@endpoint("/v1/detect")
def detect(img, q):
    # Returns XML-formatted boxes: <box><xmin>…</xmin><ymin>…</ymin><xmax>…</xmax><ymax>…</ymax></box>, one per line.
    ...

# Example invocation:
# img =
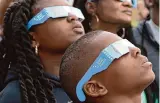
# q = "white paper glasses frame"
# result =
<box><xmin>27</xmin><ymin>6</ymin><xmax>85</xmax><ymax>30</ymax></box>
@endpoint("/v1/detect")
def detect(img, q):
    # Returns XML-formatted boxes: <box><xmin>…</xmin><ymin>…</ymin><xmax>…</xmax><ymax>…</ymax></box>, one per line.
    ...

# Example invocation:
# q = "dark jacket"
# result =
<box><xmin>0</xmin><ymin>70</ymin><xmax>71</xmax><ymax>103</ymax></box>
<box><xmin>131</xmin><ymin>20</ymin><xmax>159</xmax><ymax>103</ymax></box>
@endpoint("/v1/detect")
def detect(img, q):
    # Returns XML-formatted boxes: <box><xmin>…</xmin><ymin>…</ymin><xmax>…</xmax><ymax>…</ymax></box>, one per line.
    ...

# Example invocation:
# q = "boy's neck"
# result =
<box><xmin>95</xmin><ymin>94</ymin><xmax>141</xmax><ymax>103</ymax></box>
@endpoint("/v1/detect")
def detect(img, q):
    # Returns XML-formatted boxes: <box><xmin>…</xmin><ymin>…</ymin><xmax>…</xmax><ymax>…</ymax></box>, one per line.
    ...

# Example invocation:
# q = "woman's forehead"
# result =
<box><xmin>33</xmin><ymin>0</ymin><xmax>70</xmax><ymax>9</ymax></box>
<box><xmin>32</xmin><ymin>0</ymin><xmax>70</xmax><ymax>15</ymax></box>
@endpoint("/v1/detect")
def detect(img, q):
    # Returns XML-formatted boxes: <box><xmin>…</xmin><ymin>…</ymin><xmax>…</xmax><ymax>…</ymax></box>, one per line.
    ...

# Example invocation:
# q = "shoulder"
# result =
<box><xmin>53</xmin><ymin>87</ymin><xmax>72</xmax><ymax>103</ymax></box>
<box><xmin>131</xmin><ymin>21</ymin><xmax>147</xmax><ymax>46</ymax></box>
<box><xmin>45</xmin><ymin>72</ymin><xmax>72</xmax><ymax>103</ymax></box>
<box><xmin>0</xmin><ymin>80</ymin><xmax>21</xmax><ymax>103</ymax></box>
<box><xmin>132</xmin><ymin>21</ymin><xmax>145</xmax><ymax>38</ymax></box>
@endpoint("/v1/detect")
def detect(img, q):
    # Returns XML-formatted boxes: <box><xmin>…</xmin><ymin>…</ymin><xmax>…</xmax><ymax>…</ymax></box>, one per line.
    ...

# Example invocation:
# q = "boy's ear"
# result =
<box><xmin>83</xmin><ymin>80</ymin><xmax>108</xmax><ymax>98</ymax></box>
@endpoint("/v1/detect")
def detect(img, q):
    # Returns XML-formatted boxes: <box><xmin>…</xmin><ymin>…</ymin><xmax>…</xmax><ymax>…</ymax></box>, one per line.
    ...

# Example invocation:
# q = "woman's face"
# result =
<box><xmin>96</xmin><ymin>0</ymin><xmax>133</xmax><ymax>26</ymax></box>
<box><xmin>30</xmin><ymin>0</ymin><xmax>85</xmax><ymax>53</ymax></box>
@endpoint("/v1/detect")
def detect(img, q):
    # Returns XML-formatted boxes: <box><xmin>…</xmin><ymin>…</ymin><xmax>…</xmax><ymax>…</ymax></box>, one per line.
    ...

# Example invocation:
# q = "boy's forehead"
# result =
<box><xmin>92</xmin><ymin>32</ymin><xmax>122</xmax><ymax>48</ymax></box>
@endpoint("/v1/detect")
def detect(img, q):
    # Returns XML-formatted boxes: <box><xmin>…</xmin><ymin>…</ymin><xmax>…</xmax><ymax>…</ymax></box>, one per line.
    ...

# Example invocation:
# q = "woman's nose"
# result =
<box><xmin>122</xmin><ymin>0</ymin><xmax>133</xmax><ymax>7</ymax></box>
<box><xmin>67</xmin><ymin>13</ymin><xmax>79</xmax><ymax>22</ymax></box>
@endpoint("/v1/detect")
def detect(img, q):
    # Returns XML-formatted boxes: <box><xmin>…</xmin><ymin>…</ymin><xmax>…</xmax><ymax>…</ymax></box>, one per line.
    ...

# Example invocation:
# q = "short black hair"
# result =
<box><xmin>60</xmin><ymin>30</ymin><xmax>104</xmax><ymax>102</ymax></box>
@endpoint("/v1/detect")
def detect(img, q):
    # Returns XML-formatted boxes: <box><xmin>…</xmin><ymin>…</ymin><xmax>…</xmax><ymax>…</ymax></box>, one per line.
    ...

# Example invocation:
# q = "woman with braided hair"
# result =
<box><xmin>0</xmin><ymin>0</ymin><xmax>85</xmax><ymax>102</ymax></box>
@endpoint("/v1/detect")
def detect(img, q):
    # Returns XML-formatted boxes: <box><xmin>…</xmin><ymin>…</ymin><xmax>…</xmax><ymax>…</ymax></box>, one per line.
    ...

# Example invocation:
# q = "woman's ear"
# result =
<box><xmin>83</xmin><ymin>80</ymin><xmax>108</xmax><ymax>98</ymax></box>
<box><xmin>144</xmin><ymin>0</ymin><xmax>154</xmax><ymax>8</ymax></box>
<box><xmin>85</xmin><ymin>2</ymin><xmax>97</xmax><ymax>15</ymax></box>
<box><xmin>29</xmin><ymin>32</ymin><xmax>39</xmax><ymax>48</ymax></box>
<box><xmin>29</xmin><ymin>32</ymin><xmax>36</xmax><ymax>40</ymax></box>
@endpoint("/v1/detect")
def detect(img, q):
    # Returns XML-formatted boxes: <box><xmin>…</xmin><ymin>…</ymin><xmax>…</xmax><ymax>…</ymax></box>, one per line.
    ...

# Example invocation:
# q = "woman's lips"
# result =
<box><xmin>123</xmin><ymin>10</ymin><xmax>132</xmax><ymax>16</ymax></box>
<box><xmin>73</xmin><ymin>27</ymin><xmax>84</xmax><ymax>34</ymax></box>
<box><xmin>73</xmin><ymin>24</ymin><xmax>84</xmax><ymax>34</ymax></box>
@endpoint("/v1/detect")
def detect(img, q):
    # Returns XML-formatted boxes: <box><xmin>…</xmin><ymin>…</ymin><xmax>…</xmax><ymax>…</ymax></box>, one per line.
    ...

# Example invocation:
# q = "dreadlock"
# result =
<box><xmin>0</xmin><ymin>0</ymin><xmax>60</xmax><ymax>102</ymax></box>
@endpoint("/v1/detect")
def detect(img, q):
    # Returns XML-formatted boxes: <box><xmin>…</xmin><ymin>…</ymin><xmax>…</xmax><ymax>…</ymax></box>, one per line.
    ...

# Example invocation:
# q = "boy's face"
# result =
<box><xmin>98</xmin><ymin>46</ymin><xmax>154</xmax><ymax>93</ymax></box>
<box><xmin>83</xmin><ymin>32</ymin><xmax>155</xmax><ymax>101</ymax></box>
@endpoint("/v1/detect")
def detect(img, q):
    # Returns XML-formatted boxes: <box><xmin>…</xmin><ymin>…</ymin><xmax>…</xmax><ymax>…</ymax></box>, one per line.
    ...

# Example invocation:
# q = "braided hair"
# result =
<box><xmin>0</xmin><ymin>0</ymin><xmax>60</xmax><ymax>102</ymax></box>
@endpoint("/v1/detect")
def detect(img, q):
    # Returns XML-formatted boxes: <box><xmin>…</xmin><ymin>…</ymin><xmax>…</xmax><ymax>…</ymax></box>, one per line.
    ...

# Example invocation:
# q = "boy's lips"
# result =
<box><xmin>142</xmin><ymin>57</ymin><xmax>152</xmax><ymax>68</ymax></box>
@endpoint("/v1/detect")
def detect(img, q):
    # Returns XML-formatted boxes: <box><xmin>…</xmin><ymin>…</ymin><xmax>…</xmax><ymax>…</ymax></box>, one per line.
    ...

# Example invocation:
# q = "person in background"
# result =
<box><xmin>131</xmin><ymin>0</ymin><xmax>159</xmax><ymax>102</ymax></box>
<box><xmin>137</xmin><ymin>0</ymin><xmax>149</xmax><ymax>21</ymax></box>
<box><xmin>131</xmin><ymin>0</ymin><xmax>149</xmax><ymax>27</ymax></box>
<box><xmin>73</xmin><ymin>0</ymin><xmax>136</xmax><ymax>39</ymax></box>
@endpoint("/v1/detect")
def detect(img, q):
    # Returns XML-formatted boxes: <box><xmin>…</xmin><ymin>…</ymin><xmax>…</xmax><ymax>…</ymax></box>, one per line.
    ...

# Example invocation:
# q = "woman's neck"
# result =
<box><xmin>151</xmin><ymin>7</ymin><xmax>159</xmax><ymax>26</ymax></box>
<box><xmin>91</xmin><ymin>18</ymin><xmax>120</xmax><ymax>34</ymax></box>
<box><xmin>39</xmin><ymin>50</ymin><xmax>64</xmax><ymax>77</ymax></box>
